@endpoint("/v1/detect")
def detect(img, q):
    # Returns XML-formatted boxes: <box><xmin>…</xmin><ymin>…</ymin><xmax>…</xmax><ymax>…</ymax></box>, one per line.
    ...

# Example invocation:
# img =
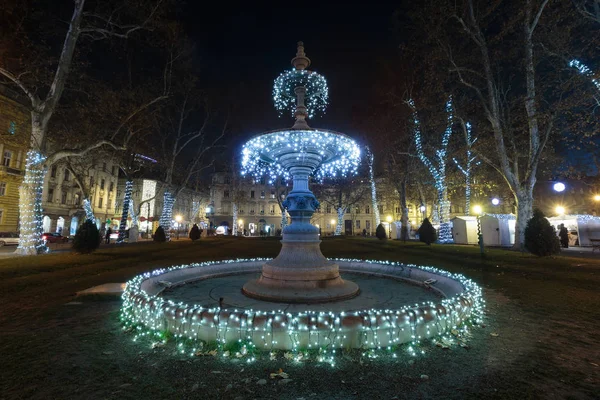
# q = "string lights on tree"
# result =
<box><xmin>366</xmin><ymin>146</ymin><xmax>381</xmax><ymax>227</ymax></box>
<box><xmin>159</xmin><ymin>191</ymin><xmax>175</xmax><ymax>240</ymax></box>
<box><xmin>408</xmin><ymin>97</ymin><xmax>454</xmax><ymax>243</ymax></box>
<box><xmin>16</xmin><ymin>151</ymin><xmax>48</xmax><ymax>254</ymax></box>
<box><xmin>569</xmin><ymin>59</ymin><xmax>600</xmax><ymax>95</ymax></box>
<box><xmin>117</xmin><ymin>180</ymin><xmax>134</xmax><ymax>243</ymax></box>
<box><xmin>82</xmin><ymin>199</ymin><xmax>95</xmax><ymax>223</ymax></box>
<box><xmin>453</xmin><ymin>122</ymin><xmax>478</xmax><ymax>216</ymax></box>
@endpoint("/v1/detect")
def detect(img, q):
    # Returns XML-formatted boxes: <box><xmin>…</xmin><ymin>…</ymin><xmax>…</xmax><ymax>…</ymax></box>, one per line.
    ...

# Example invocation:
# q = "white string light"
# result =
<box><xmin>273</xmin><ymin>69</ymin><xmax>329</xmax><ymax>118</ymax></box>
<box><xmin>16</xmin><ymin>151</ymin><xmax>48</xmax><ymax>254</ymax></box>
<box><xmin>159</xmin><ymin>191</ymin><xmax>175</xmax><ymax>240</ymax></box>
<box><xmin>453</xmin><ymin>122</ymin><xmax>478</xmax><ymax>216</ymax></box>
<box><xmin>117</xmin><ymin>180</ymin><xmax>133</xmax><ymax>243</ymax></box>
<box><xmin>409</xmin><ymin>97</ymin><xmax>454</xmax><ymax>243</ymax></box>
<box><xmin>120</xmin><ymin>258</ymin><xmax>485</xmax><ymax>362</ymax></box>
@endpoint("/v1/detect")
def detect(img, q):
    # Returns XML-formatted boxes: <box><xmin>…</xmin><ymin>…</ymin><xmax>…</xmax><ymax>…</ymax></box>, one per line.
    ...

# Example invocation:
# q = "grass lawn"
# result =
<box><xmin>0</xmin><ymin>237</ymin><xmax>598</xmax><ymax>399</ymax></box>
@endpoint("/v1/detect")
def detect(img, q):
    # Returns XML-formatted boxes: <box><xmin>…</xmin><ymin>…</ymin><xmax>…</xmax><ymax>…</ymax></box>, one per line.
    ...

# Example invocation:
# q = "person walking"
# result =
<box><xmin>559</xmin><ymin>224</ymin><xmax>569</xmax><ymax>248</ymax></box>
<box><xmin>106</xmin><ymin>227</ymin><xmax>112</xmax><ymax>244</ymax></box>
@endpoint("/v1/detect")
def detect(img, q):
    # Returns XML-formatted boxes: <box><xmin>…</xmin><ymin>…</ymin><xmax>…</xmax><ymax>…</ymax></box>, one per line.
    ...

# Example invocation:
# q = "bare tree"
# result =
<box><xmin>0</xmin><ymin>0</ymin><xmax>166</xmax><ymax>254</ymax></box>
<box><xmin>448</xmin><ymin>0</ymin><xmax>553</xmax><ymax>247</ymax></box>
<box><xmin>314</xmin><ymin>177</ymin><xmax>369</xmax><ymax>236</ymax></box>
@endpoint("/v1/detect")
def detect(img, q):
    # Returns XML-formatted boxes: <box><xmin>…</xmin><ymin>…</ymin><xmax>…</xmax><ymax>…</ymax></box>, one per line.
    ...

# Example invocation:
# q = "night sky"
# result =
<box><xmin>181</xmin><ymin>2</ymin><xmax>398</xmax><ymax>149</ymax></box>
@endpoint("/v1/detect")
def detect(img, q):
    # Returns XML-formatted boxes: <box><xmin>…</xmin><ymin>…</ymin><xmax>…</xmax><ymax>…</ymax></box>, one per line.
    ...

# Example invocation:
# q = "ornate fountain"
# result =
<box><xmin>241</xmin><ymin>42</ymin><xmax>360</xmax><ymax>303</ymax></box>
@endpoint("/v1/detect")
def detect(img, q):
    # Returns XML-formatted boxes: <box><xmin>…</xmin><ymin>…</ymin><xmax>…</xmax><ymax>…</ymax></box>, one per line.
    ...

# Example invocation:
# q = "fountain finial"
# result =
<box><xmin>291</xmin><ymin>41</ymin><xmax>311</xmax><ymax>70</ymax></box>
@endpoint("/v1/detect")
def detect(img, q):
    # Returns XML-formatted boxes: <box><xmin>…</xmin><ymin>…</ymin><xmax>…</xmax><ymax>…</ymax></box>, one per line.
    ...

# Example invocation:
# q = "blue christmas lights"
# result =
<box><xmin>16</xmin><ymin>151</ymin><xmax>48</xmax><ymax>254</ymax></box>
<box><xmin>117</xmin><ymin>180</ymin><xmax>133</xmax><ymax>243</ymax></box>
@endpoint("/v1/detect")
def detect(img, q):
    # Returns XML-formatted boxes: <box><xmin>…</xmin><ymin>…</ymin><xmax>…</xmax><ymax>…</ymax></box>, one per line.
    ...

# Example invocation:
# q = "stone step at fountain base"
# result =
<box><xmin>242</xmin><ymin>275</ymin><xmax>359</xmax><ymax>303</ymax></box>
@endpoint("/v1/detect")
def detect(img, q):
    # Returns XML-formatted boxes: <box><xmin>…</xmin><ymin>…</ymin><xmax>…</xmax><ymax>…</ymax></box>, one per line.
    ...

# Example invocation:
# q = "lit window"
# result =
<box><xmin>2</xmin><ymin>151</ymin><xmax>12</xmax><ymax>167</ymax></box>
<box><xmin>98</xmin><ymin>197</ymin><xmax>103</xmax><ymax>208</ymax></box>
<box><xmin>0</xmin><ymin>182</ymin><xmax>6</xmax><ymax>196</ymax></box>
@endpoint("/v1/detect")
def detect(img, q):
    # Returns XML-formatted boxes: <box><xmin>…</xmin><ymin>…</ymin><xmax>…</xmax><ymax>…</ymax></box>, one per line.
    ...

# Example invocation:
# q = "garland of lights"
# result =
<box><xmin>569</xmin><ymin>59</ymin><xmax>600</xmax><ymax>94</ymax></box>
<box><xmin>232</xmin><ymin>203</ymin><xmax>238</xmax><ymax>236</ymax></box>
<box><xmin>241</xmin><ymin>130</ymin><xmax>360</xmax><ymax>184</ymax></box>
<box><xmin>453</xmin><ymin>122</ymin><xmax>478</xmax><ymax>216</ymax></box>
<box><xmin>82</xmin><ymin>199</ymin><xmax>95</xmax><ymax>223</ymax></box>
<box><xmin>159</xmin><ymin>190</ymin><xmax>175</xmax><ymax>240</ymax></box>
<box><xmin>335</xmin><ymin>207</ymin><xmax>344</xmax><ymax>236</ymax></box>
<box><xmin>16</xmin><ymin>151</ymin><xmax>48</xmax><ymax>255</ymax></box>
<box><xmin>117</xmin><ymin>180</ymin><xmax>134</xmax><ymax>243</ymax></box>
<box><xmin>366</xmin><ymin>147</ymin><xmax>381</xmax><ymax>226</ymax></box>
<box><xmin>273</xmin><ymin>69</ymin><xmax>329</xmax><ymax>118</ymax></box>
<box><xmin>409</xmin><ymin>97</ymin><xmax>454</xmax><ymax>243</ymax></box>
<box><xmin>120</xmin><ymin>258</ymin><xmax>484</xmax><ymax>364</ymax></box>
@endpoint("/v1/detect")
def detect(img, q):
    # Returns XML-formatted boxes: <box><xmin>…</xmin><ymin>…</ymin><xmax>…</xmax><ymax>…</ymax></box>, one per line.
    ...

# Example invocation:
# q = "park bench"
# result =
<box><xmin>590</xmin><ymin>238</ymin><xmax>600</xmax><ymax>252</ymax></box>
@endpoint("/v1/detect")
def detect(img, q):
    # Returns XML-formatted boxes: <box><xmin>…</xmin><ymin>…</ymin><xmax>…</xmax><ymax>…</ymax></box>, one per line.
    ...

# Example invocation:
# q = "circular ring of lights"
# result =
<box><xmin>121</xmin><ymin>259</ymin><xmax>484</xmax><ymax>357</ymax></box>
<box><xmin>273</xmin><ymin>69</ymin><xmax>329</xmax><ymax>118</ymax></box>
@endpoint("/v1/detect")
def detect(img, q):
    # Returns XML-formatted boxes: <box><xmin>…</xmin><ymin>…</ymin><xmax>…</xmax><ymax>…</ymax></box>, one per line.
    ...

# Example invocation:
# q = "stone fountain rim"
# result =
<box><xmin>243</xmin><ymin>128</ymin><xmax>357</xmax><ymax>144</ymax></box>
<box><xmin>121</xmin><ymin>258</ymin><xmax>482</xmax><ymax>333</ymax></box>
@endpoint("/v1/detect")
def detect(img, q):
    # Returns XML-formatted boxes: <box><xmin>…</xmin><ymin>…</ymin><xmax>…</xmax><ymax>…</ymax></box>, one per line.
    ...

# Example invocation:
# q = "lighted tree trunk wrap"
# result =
<box><xmin>336</xmin><ymin>207</ymin><xmax>344</xmax><ymax>236</ymax></box>
<box><xmin>367</xmin><ymin>149</ymin><xmax>381</xmax><ymax>226</ymax></box>
<box><xmin>82</xmin><ymin>199</ymin><xmax>95</xmax><ymax>222</ymax></box>
<box><xmin>232</xmin><ymin>203</ymin><xmax>238</xmax><ymax>236</ymax></box>
<box><xmin>16</xmin><ymin>151</ymin><xmax>47</xmax><ymax>255</ymax></box>
<box><xmin>117</xmin><ymin>180</ymin><xmax>133</xmax><ymax>243</ymax></box>
<box><xmin>280</xmin><ymin>207</ymin><xmax>288</xmax><ymax>230</ymax></box>
<box><xmin>159</xmin><ymin>190</ymin><xmax>175</xmax><ymax>240</ymax></box>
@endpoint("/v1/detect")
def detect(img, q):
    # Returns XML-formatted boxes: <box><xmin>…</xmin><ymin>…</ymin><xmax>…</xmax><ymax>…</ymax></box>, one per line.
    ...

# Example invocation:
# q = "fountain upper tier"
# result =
<box><xmin>241</xmin><ymin>129</ymin><xmax>361</xmax><ymax>182</ymax></box>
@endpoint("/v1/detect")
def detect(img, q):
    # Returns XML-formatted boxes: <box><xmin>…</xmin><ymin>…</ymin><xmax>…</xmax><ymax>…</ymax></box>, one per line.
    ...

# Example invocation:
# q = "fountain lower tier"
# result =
<box><xmin>242</xmin><ymin>240</ymin><xmax>359</xmax><ymax>303</ymax></box>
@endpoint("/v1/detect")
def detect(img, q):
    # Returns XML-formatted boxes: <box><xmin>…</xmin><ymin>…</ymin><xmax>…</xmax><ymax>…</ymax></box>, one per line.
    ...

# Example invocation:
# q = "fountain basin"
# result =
<box><xmin>121</xmin><ymin>259</ymin><xmax>483</xmax><ymax>350</ymax></box>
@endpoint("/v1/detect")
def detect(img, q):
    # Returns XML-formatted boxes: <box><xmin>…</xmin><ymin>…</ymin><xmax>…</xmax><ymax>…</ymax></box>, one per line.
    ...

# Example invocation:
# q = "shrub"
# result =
<box><xmin>525</xmin><ymin>209</ymin><xmax>561</xmax><ymax>257</ymax></box>
<box><xmin>154</xmin><ymin>226</ymin><xmax>167</xmax><ymax>242</ymax></box>
<box><xmin>418</xmin><ymin>218</ymin><xmax>437</xmax><ymax>245</ymax></box>
<box><xmin>375</xmin><ymin>223</ymin><xmax>387</xmax><ymax>240</ymax></box>
<box><xmin>72</xmin><ymin>220</ymin><xmax>101</xmax><ymax>254</ymax></box>
<box><xmin>189</xmin><ymin>224</ymin><xmax>201</xmax><ymax>241</ymax></box>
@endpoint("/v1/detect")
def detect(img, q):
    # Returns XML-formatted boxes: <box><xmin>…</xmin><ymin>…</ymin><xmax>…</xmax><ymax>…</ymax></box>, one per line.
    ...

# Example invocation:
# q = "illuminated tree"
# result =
<box><xmin>407</xmin><ymin>97</ymin><xmax>454</xmax><ymax>243</ymax></box>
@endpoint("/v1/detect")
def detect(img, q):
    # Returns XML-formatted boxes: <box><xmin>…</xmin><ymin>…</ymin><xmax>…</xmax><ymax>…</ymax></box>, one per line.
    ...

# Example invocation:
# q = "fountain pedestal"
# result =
<box><xmin>242</xmin><ymin>165</ymin><xmax>359</xmax><ymax>303</ymax></box>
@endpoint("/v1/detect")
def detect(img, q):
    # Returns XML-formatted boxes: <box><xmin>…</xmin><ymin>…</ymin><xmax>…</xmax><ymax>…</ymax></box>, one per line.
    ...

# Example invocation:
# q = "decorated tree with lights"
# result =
<box><xmin>313</xmin><ymin>177</ymin><xmax>369</xmax><ymax>235</ymax></box>
<box><xmin>407</xmin><ymin>96</ymin><xmax>454</xmax><ymax>243</ymax></box>
<box><xmin>453</xmin><ymin>120</ymin><xmax>478</xmax><ymax>216</ymax></box>
<box><xmin>0</xmin><ymin>0</ymin><xmax>168</xmax><ymax>254</ymax></box>
<box><xmin>274</xmin><ymin>178</ymin><xmax>291</xmax><ymax>230</ymax></box>
<box><xmin>365</xmin><ymin>146</ymin><xmax>381</xmax><ymax>227</ymax></box>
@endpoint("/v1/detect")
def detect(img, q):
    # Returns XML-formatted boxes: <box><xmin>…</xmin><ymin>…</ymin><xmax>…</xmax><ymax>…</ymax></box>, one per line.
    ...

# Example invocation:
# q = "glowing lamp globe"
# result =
<box><xmin>555</xmin><ymin>206</ymin><xmax>566</xmax><ymax>215</ymax></box>
<box><xmin>491</xmin><ymin>198</ymin><xmax>500</xmax><ymax>206</ymax></box>
<box><xmin>473</xmin><ymin>205</ymin><xmax>483</xmax><ymax>215</ymax></box>
<box><xmin>553</xmin><ymin>182</ymin><xmax>565</xmax><ymax>192</ymax></box>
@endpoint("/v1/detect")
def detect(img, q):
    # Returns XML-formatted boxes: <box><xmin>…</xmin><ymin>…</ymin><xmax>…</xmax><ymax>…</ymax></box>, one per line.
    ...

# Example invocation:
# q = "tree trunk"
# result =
<box><xmin>367</xmin><ymin>150</ymin><xmax>381</xmax><ymax>226</ymax></box>
<box><xmin>159</xmin><ymin>190</ymin><xmax>175</xmax><ymax>240</ymax></box>
<box><xmin>280</xmin><ymin>207</ymin><xmax>288</xmax><ymax>230</ymax></box>
<box><xmin>82</xmin><ymin>198</ymin><xmax>95</xmax><ymax>222</ymax></box>
<box><xmin>400</xmin><ymin>179</ymin><xmax>409</xmax><ymax>241</ymax></box>
<box><xmin>232</xmin><ymin>203</ymin><xmax>238</xmax><ymax>236</ymax></box>
<box><xmin>514</xmin><ymin>188</ymin><xmax>534</xmax><ymax>250</ymax></box>
<box><xmin>15</xmin><ymin>151</ymin><xmax>48</xmax><ymax>255</ymax></box>
<box><xmin>335</xmin><ymin>207</ymin><xmax>344</xmax><ymax>236</ymax></box>
<box><xmin>117</xmin><ymin>180</ymin><xmax>133</xmax><ymax>243</ymax></box>
<box><xmin>438</xmin><ymin>187</ymin><xmax>453</xmax><ymax>243</ymax></box>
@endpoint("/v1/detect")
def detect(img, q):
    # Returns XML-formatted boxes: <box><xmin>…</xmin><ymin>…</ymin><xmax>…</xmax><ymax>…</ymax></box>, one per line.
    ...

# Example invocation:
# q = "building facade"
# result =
<box><xmin>0</xmin><ymin>87</ymin><xmax>31</xmax><ymax>232</ymax></box>
<box><xmin>114</xmin><ymin>178</ymin><xmax>207</xmax><ymax>237</ymax></box>
<box><xmin>41</xmin><ymin>160</ymin><xmax>120</xmax><ymax>235</ymax></box>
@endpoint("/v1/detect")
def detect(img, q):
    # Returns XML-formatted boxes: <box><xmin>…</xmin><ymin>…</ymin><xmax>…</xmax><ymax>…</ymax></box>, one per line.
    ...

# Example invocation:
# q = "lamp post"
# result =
<box><xmin>473</xmin><ymin>205</ymin><xmax>484</xmax><ymax>256</ymax></box>
<box><xmin>175</xmin><ymin>215</ymin><xmax>182</xmax><ymax>240</ymax></box>
<box><xmin>330</xmin><ymin>218</ymin><xmax>336</xmax><ymax>235</ymax></box>
<box><xmin>419</xmin><ymin>204</ymin><xmax>426</xmax><ymax>225</ymax></box>
<box><xmin>239</xmin><ymin>219</ymin><xmax>244</xmax><ymax>236</ymax></box>
<box><xmin>386</xmin><ymin>215</ymin><xmax>392</xmax><ymax>239</ymax></box>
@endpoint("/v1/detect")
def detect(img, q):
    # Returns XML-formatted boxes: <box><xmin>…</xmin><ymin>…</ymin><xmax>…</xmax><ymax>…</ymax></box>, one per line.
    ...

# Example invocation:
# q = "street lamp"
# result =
<box><xmin>491</xmin><ymin>198</ymin><xmax>500</xmax><ymax>206</ymax></box>
<box><xmin>386</xmin><ymin>215</ymin><xmax>392</xmax><ymax>239</ymax></box>
<box><xmin>594</xmin><ymin>195</ymin><xmax>600</xmax><ymax>202</ymax></box>
<box><xmin>553</xmin><ymin>182</ymin><xmax>566</xmax><ymax>192</ymax></box>
<box><xmin>239</xmin><ymin>219</ymin><xmax>244</xmax><ymax>236</ymax></box>
<box><xmin>473</xmin><ymin>205</ymin><xmax>484</xmax><ymax>256</ymax></box>
<box><xmin>175</xmin><ymin>215</ymin><xmax>182</xmax><ymax>240</ymax></box>
<box><xmin>555</xmin><ymin>205</ymin><xmax>566</xmax><ymax>215</ymax></box>
<box><xmin>330</xmin><ymin>218</ymin><xmax>336</xmax><ymax>234</ymax></box>
<box><xmin>419</xmin><ymin>204</ymin><xmax>426</xmax><ymax>225</ymax></box>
